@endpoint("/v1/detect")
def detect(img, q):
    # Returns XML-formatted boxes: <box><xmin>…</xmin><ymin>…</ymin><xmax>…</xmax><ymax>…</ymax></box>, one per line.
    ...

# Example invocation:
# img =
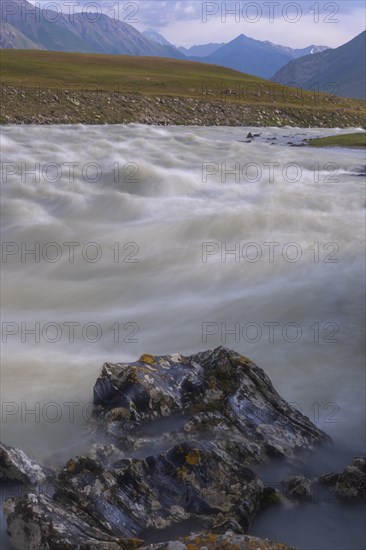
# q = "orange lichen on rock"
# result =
<box><xmin>186</xmin><ymin>450</ymin><xmax>201</xmax><ymax>465</ymax></box>
<box><xmin>139</xmin><ymin>354</ymin><xmax>155</xmax><ymax>364</ymax></box>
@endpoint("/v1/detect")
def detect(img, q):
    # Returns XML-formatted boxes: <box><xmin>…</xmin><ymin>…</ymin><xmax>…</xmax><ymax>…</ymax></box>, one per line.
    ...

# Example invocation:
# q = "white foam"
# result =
<box><xmin>1</xmin><ymin>125</ymin><xmax>365</xmax><ymax>459</ymax></box>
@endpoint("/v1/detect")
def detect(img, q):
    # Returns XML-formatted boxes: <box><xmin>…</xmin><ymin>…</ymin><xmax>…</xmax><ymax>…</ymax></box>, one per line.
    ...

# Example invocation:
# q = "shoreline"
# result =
<box><xmin>308</xmin><ymin>132</ymin><xmax>366</xmax><ymax>148</ymax></box>
<box><xmin>2</xmin><ymin>85</ymin><xmax>365</xmax><ymax>127</ymax></box>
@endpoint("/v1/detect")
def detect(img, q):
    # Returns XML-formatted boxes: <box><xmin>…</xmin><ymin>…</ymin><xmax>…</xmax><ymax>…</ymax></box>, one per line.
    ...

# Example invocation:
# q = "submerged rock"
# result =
<box><xmin>319</xmin><ymin>456</ymin><xmax>366</xmax><ymax>499</ymax></box>
<box><xmin>4</xmin><ymin>347</ymin><xmax>331</xmax><ymax>549</ymax></box>
<box><xmin>281</xmin><ymin>475</ymin><xmax>313</xmax><ymax>501</ymax></box>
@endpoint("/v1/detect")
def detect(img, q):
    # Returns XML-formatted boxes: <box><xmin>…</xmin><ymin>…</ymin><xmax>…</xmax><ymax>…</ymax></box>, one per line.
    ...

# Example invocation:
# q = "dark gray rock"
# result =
<box><xmin>88</xmin><ymin>443</ymin><xmax>125</xmax><ymax>466</ymax></box>
<box><xmin>4</xmin><ymin>492</ymin><xmax>136</xmax><ymax>549</ymax></box>
<box><xmin>281</xmin><ymin>475</ymin><xmax>313</xmax><ymax>501</ymax></box>
<box><xmin>94</xmin><ymin>347</ymin><xmax>331</xmax><ymax>462</ymax></box>
<box><xmin>319</xmin><ymin>456</ymin><xmax>366</xmax><ymax>499</ymax></box>
<box><xmin>56</xmin><ymin>443</ymin><xmax>271</xmax><ymax>533</ymax></box>
<box><xmin>4</xmin><ymin>347</ymin><xmax>331</xmax><ymax>549</ymax></box>
<box><xmin>140</xmin><ymin>531</ymin><xmax>297</xmax><ymax>549</ymax></box>
<box><xmin>0</xmin><ymin>442</ymin><xmax>47</xmax><ymax>485</ymax></box>
<box><xmin>319</xmin><ymin>472</ymin><xmax>339</xmax><ymax>485</ymax></box>
<box><xmin>5</xmin><ymin>443</ymin><xmax>273</xmax><ymax>548</ymax></box>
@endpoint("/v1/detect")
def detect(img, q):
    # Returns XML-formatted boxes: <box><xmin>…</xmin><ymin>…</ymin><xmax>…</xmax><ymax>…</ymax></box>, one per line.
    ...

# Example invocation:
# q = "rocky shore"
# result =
<box><xmin>1</xmin><ymin>85</ymin><xmax>365</xmax><ymax>127</ymax></box>
<box><xmin>1</xmin><ymin>347</ymin><xmax>365</xmax><ymax>549</ymax></box>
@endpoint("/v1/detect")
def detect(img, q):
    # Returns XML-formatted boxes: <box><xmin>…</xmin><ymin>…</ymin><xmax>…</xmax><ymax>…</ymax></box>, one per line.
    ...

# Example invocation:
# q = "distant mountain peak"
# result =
<box><xmin>272</xmin><ymin>31</ymin><xmax>365</xmax><ymax>100</ymax></box>
<box><xmin>236</xmin><ymin>33</ymin><xmax>250</xmax><ymax>41</ymax></box>
<box><xmin>178</xmin><ymin>42</ymin><xmax>225</xmax><ymax>57</ymax></box>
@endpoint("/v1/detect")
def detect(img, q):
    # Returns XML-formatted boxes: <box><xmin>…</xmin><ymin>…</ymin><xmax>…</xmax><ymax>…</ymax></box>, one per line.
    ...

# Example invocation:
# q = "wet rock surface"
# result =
<box><xmin>53</xmin><ymin>443</ymin><xmax>271</xmax><ymax>537</ymax></box>
<box><xmin>281</xmin><ymin>475</ymin><xmax>313</xmax><ymax>501</ymax></box>
<box><xmin>140</xmin><ymin>531</ymin><xmax>296</xmax><ymax>549</ymax></box>
<box><xmin>319</xmin><ymin>456</ymin><xmax>366</xmax><ymax>499</ymax></box>
<box><xmin>3</xmin><ymin>347</ymin><xmax>332</xmax><ymax>549</ymax></box>
<box><xmin>93</xmin><ymin>347</ymin><xmax>330</xmax><ymax>462</ymax></box>
<box><xmin>0</xmin><ymin>442</ymin><xmax>47</xmax><ymax>485</ymax></box>
<box><xmin>3</xmin><ymin>492</ymin><xmax>133</xmax><ymax>550</ymax></box>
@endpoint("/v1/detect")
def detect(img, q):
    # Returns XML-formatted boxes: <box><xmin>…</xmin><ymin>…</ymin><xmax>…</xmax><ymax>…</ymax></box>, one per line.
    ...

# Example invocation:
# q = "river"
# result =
<box><xmin>1</xmin><ymin>124</ymin><xmax>365</xmax><ymax>549</ymax></box>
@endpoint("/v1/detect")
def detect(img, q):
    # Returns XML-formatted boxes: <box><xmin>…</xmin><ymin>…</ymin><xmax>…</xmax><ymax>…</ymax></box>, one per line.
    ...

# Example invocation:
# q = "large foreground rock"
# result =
<box><xmin>4</xmin><ymin>493</ymin><xmax>134</xmax><ymax>550</ymax></box>
<box><xmin>5</xmin><ymin>444</ymin><xmax>276</xmax><ymax>549</ymax></box>
<box><xmin>4</xmin><ymin>347</ymin><xmax>330</xmax><ymax>549</ymax></box>
<box><xmin>93</xmin><ymin>347</ymin><xmax>330</xmax><ymax>461</ymax></box>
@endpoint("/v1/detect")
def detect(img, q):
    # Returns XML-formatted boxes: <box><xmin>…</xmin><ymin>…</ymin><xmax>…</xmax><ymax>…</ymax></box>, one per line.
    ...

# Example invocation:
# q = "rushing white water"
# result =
<box><xmin>0</xmin><ymin>125</ymin><xmax>365</xmax><ymax>547</ymax></box>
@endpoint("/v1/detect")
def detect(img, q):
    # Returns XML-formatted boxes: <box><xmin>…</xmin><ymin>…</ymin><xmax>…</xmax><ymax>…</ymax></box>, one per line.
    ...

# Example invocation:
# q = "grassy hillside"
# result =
<box><xmin>0</xmin><ymin>48</ymin><xmax>364</xmax><ymax>105</ymax></box>
<box><xmin>1</xmin><ymin>49</ymin><xmax>365</xmax><ymax>126</ymax></box>
<box><xmin>2</xmin><ymin>48</ymin><xmax>296</xmax><ymax>100</ymax></box>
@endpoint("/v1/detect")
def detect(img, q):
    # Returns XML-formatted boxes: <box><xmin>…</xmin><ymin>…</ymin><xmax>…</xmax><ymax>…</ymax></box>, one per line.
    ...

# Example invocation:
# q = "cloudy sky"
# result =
<box><xmin>29</xmin><ymin>1</ymin><xmax>365</xmax><ymax>48</ymax></box>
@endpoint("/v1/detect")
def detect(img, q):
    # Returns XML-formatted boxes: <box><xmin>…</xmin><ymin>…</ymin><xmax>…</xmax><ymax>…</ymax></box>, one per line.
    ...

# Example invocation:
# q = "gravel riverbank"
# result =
<box><xmin>1</xmin><ymin>85</ymin><xmax>365</xmax><ymax>127</ymax></box>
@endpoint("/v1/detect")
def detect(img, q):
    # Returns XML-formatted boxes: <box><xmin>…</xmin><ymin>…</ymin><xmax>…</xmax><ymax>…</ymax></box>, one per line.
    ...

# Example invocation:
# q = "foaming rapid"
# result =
<box><xmin>0</xmin><ymin>125</ymin><xmax>365</xmax><ymax>547</ymax></box>
<box><xmin>1</xmin><ymin>124</ymin><xmax>365</xmax><ymax>459</ymax></box>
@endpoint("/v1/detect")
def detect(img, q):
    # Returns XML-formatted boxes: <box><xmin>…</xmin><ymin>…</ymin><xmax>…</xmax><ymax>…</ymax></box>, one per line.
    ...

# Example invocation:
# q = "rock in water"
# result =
<box><xmin>93</xmin><ymin>347</ymin><xmax>330</xmax><ymax>461</ymax></box>
<box><xmin>4</xmin><ymin>447</ymin><xmax>272</xmax><ymax>548</ymax></box>
<box><xmin>0</xmin><ymin>442</ymin><xmax>47</xmax><ymax>485</ymax></box>
<box><xmin>4</xmin><ymin>347</ymin><xmax>331</xmax><ymax>549</ymax></box>
<box><xmin>281</xmin><ymin>475</ymin><xmax>313</xmax><ymax>501</ymax></box>
<box><xmin>54</xmin><ymin>444</ymin><xmax>271</xmax><ymax>534</ymax></box>
<box><xmin>4</xmin><ymin>492</ymin><xmax>131</xmax><ymax>550</ymax></box>
<box><xmin>140</xmin><ymin>532</ymin><xmax>297</xmax><ymax>549</ymax></box>
<box><xmin>319</xmin><ymin>456</ymin><xmax>366</xmax><ymax>499</ymax></box>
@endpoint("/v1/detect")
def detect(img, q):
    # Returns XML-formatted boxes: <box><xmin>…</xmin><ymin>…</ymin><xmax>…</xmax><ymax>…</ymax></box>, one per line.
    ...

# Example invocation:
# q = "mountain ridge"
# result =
<box><xmin>192</xmin><ymin>34</ymin><xmax>293</xmax><ymax>79</ymax></box>
<box><xmin>272</xmin><ymin>31</ymin><xmax>366</xmax><ymax>100</ymax></box>
<box><xmin>0</xmin><ymin>20</ymin><xmax>44</xmax><ymax>50</ymax></box>
<box><xmin>1</xmin><ymin>0</ymin><xmax>185</xmax><ymax>58</ymax></box>
<box><xmin>178</xmin><ymin>42</ymin><xmax>226</xmax><ymax>57</ymax></box>
<box><xmin>142</xmin><ymin>30</ymin><xmax>172</xmax><ymax>46</ymax></box>
<box><xmin>2</xmin><ymin>0</ymin><xmax>362</xmax><ymax>98</ymax></box>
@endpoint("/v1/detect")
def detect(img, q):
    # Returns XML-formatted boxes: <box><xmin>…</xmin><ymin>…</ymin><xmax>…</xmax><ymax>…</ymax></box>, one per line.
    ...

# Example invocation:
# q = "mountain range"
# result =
<box><xmin>188</xmin><ymin>34</ymin><xmax>329</xmax><ymax>79</ymax></box>
<box><xmin>142</xmin><ymin>32</ymin><xmax>328</xmax><ymax>67</ymax></box>
<box><xmin>178</xmin><ymin>42</ymin><xmax>226</xmax><ymax>57</ymax></box>
<box><xmin>146</xmin><ymin>32</ymin><xmax>328</xmax><ymax>79</ymax></box>
<box><xmin>272</xmin><ymin>31</ymin><xmax>366</xmax><ymax>100</ymax></box>
<box><xmin>1</xmin><ymin>0</ymin><xmax>364</xmax><ymax>99</ymax></box>
<box><xmin>1</xmin><ymin>0</ymin><xmax>328</xmax><ymax>75</ymax></box>
<box><xmin>0</xmin><ymin>0</ymin><xmax>184</xmax><ymax>58</ymax></box>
